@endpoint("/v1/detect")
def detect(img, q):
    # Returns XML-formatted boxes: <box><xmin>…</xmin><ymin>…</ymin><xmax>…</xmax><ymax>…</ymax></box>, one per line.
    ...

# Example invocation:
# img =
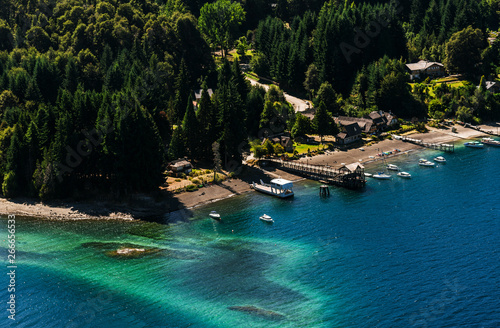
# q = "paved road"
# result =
<box><xmin>247</xmin><ymin>78</ymin><xmax>311</xmax><ymax>112</ymax></box>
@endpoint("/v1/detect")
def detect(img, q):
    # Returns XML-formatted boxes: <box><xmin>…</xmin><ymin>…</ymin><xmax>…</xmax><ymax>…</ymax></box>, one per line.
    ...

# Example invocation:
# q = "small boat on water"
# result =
<box><xmin>481</xmin><ymin>137</ymin><xmax>500</xmax><ymax>147</ymax></box>
<box><xmin>464</xmin><ymin>141</ymin><xmax>484</xmax><ymax>148</ymax></box>
<box><xmin>386</xmin><ymin>164</ymin><xmax>399</xmax><ymax>171</ymax></box>
<box><xmin>419</xmin><ymin>159</ymin><xmax>435</xmax><ymax>167</ymax></box>
<box><xmin>259</xmin><ymin>214</ymin><xmax>274</xmax><ymax>223</ymax></box>
<box><xmin>364</xmin><ymin>173</ymin><xmax>373</xmax><ymax>177</ymax></box>
<box><xmin>397</xmin><ymin>172</ymin><xmax>412</xmax><ymax>178</ymax></box>
<box><xmin>373</xmin><ymin>172</ymin><xmax>391</xmax><ymax>179</ymax></box>
<box><xmin>209</xmin><ymin>211</ymin><xmax>221</xmax><ymax>220</ymax></box>
<box><xmin>434</xmin><ymin>156</ymin><xmax>446</xmax><ymax>163</ymax></box>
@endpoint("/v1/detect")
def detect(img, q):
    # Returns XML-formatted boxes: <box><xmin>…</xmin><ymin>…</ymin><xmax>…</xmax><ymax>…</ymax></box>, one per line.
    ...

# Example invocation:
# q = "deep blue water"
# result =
<box><xmin>1</xmin><ymin>141</ymin><xmax>500</xmax><ymax>327</ymax></box>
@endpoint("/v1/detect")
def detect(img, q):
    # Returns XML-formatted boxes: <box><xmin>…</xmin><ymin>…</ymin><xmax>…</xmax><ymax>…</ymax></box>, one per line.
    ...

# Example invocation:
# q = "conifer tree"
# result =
<box><xmin>182</xmin><ymin>94</ymin><xmax>200</xmax><ymax>158</ymax></box>
<box><xmin>313</xmin><ymin>101</ymin><xmax>337</xmax><ymax>144</ymax></box>
<box><xmin>196</xmin><ymin>81</ymin><xmax>217</xmax><ymax>158</ymax></box>
<box><xmin>169</xmin><ymin>125</ymin><xmax>185</xmax><ymax>160</ymax></box>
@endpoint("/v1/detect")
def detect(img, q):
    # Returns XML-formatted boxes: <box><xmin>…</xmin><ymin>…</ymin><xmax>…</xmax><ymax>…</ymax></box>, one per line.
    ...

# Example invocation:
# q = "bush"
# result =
<box><xmin>185</xmin><ymin>184</ymin><xmax>198</xmax><ymax>192</ymax></box>
<box><xmin>180</xmin><ymin>173</ymin><xmax>186</xmax><ymax>179</ymax></box>
<box><xmin>192</xmin><ymin>179</ymin><xmax>201</xmax><ymax>185</ymax></box>
<box><xmin>175</xmin><ymin>179</ymin><xmax>181</xmax><ymax>182</ymax></box>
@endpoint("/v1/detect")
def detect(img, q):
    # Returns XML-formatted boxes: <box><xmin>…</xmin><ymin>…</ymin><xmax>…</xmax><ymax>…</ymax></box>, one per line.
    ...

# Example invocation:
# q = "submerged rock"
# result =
<box><xmin>81</xmin><ymin>242</ymin><xmax>162</xmax><ymax>259</ymax></box>
<box><xmin>107</xmin><ymin>247</ymin><xmax>161</xmax><ymax>258</ymax></box>
<box><xmin>81</xmin><ymin>241</ymin><xmax>198</xmax><ymax>260</ymax></box>
<box><xmin>228</xmin><ymin>305</ymin><xmax>285</xmax><ymax>320</ymax></box>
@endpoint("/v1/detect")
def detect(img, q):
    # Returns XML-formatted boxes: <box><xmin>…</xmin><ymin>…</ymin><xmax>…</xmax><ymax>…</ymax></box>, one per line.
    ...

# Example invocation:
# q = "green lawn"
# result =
<box><xmin>290</xmin><ymin>142</ymin><xmax>329</xmax><ymax>155</ymax></box>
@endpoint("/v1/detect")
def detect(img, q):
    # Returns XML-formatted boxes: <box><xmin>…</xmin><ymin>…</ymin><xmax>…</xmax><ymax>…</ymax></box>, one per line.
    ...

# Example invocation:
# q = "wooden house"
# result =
<box><xmin>335</xmin><ymin>123</ymin><xmax>362</xmax><ymax>145</ymax></box>
<box><xmin>405</xmin><ymin>60</ymin><xmax>445</xmax><ymax>80</ymax></box>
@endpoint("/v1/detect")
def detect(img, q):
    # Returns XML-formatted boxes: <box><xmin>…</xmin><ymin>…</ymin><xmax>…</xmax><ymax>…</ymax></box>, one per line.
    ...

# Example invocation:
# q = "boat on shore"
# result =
<box><xmin>209</xmin><ymin>211</ymin><xmax>221</xmax><ymax>220</ymax></box>
<box><xmin>419</xmin><ymin>159</ymin><xmax>435</xmax><ymax>167</ymax></box>
<box><xmin>386</xmin><ymin>164</ymin><xmax>399</xmax><ymax>171</ymax></box>
<box><xmin>397</xmin><ymin>172</ymin><xmax>412</xmax><ymax>178</ymax></box>
<box><xmin>481</xmin><ymin>137</ymin><xmax>500</xmax><ymax>147</ymax></box>
<box><xmin>259</xmin><ymin>214</ymin><xmax>274</xmax><ymax>223</ymax></box>
<box><xmin>434</xmin><ymin>156</ymin><xmax>446</xmax><ymax>163</ymax></box>
<box><xmin>464</xmin><ymin>141</ymin><xmax>484</xmax><ymax>148</ymax></box>
<box><xmin>373</xmin><ymin>172</ymin><xmax>391</xmax><ymax>179</ymax></box>
<box><xmin>252</xmin><ymin>179</ymin><xmax>294</xmax><ymax>198</ymax></box>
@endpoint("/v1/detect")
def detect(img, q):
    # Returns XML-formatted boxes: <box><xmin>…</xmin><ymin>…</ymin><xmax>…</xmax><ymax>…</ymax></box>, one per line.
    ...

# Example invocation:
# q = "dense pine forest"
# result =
<box><xmin>0</xmin><ymin>0</ymin><xmax>499</xmax><ymax>199</ymax></box>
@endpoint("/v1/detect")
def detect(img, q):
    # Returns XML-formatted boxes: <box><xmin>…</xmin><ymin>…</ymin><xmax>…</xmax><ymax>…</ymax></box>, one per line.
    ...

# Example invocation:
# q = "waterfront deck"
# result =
<box><xmin>268</xmin><ymin>160</ymin><xmax>366</xmax><ymax>189</ymax></box>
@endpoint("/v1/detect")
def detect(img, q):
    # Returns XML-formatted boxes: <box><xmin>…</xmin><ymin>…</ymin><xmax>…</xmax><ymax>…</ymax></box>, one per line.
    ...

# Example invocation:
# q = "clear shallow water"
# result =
<box><xmin>1</xmin><ymin>142</ymin><xmax>500</xmax><ymax>328</ymax></box>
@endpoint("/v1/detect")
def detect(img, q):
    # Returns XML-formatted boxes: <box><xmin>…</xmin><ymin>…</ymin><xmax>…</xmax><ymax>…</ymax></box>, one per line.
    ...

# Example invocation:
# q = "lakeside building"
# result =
<box><xmin>168</xmin><ymin>159</ymin><xmax>192</xmax><ymax>177</ymax></box>
<box><xmin>335</xmin><ymin>122</ymin><xmax>362</xmax><ymax>145</ymax></box>
<box><xmin>405</xmin><ymin>60</ymin><xmax>445</xmax><ymax>80</ymax></box>
<box><xmin>335</xmin><ymin>111</ymin><xmax>397</xmax><ymax>136</ymax></box>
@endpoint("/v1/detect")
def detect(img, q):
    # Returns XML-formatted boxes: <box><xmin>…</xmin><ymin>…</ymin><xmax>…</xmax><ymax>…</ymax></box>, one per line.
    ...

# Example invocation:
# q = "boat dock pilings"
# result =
<box><xmin>392</xmin><ymin>135</ymin><xmax>454</xmax><ymax>152</ymax></box>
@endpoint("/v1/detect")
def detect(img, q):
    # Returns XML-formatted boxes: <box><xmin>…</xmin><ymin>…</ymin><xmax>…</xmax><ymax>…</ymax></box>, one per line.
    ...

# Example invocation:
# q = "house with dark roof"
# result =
<box><xmin>335</xmin><ymin>123</ymin><xmax>362</xmax><ymax>145</ymax></box>
<box><xmin>335</xmin><ymin>116</ymin><xmax>374</xmax><ymax>134</ymax></box>
<box><xmin>405</xmin><ymin>60</ymin><xmax>445</xmax><ymax>80</ymax></box>
<box><xmin>368</xmin><ymin>111</ymin><xmax>388</xmax><ymax>129</ymax></box>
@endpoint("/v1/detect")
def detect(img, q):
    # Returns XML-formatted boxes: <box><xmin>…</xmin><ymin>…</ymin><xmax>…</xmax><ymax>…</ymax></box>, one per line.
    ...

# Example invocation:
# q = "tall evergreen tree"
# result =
<box><xmin>182</xmin><ymin>94</ymin><xmax>200</xmax><ymax>158</ymax></box>
<box><xmin>312</xmin><ymin>101</ymin><xmax>337</xmax><ymax>144</ymax></box>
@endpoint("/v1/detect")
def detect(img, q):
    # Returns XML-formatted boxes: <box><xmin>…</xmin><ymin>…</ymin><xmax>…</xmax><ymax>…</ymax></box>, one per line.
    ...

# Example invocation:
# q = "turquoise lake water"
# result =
<box><xmin>1</xmin><ymin>141</ymin><xmax>500</xmax><ymax>328</ymax></box>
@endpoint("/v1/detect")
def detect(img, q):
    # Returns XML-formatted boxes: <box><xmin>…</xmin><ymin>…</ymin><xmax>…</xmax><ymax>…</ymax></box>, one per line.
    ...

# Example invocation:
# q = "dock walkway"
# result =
<box><xmin>392</xmin><ymin>135</ymin><xmax>454</xmax><ymax>152</ymax></box>
<box><xmin>463</xmin><ymin>123</ymin><xmax>500</xmax><ymax>137</ymax></box>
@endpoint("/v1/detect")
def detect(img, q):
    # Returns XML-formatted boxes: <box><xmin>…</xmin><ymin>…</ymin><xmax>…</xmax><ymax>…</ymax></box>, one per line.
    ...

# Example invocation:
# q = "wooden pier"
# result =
<box><xmin>392</xmin><ymin>135</ymin><xmax>454</xmax><ymax>152</ymax></box>
<box><xmin>463</xmin><ymin>123</ymin><xmax>500</xmax><ymax>137</ymax></box>
<box><xmin>268</xmin><ymin>160</ymin><xmax>366</xmax><ymax>189</ymax></box>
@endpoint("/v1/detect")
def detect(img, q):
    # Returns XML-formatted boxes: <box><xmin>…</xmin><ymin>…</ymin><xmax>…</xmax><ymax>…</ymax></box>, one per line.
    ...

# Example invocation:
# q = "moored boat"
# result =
<box><xmin>397</xmin><ymin>171</ymin><xmax>412</xmax><ymax>178</ymax></box>
<box><xmin>386</xmin><ymin>164</ymin><xmax>399</xmax><ymax>171</ymax></box>
<box><xmin>419</xmin><ymin>159</ymin><xmax>435</xmax><ymax>167</ymax></box>
<box><xmin>209</xmin><ymin>211</ymin><xmax>221</xmax><ymax>220</ymax></box>
<box><xmin>481</xmin><ymin>137</ymin><xmax>500</xmax><ymax>147</ymax></box>
<box><xmin>434</xmin><ymin>156</ymin><xmax>446</xmax><ymax>163</ymax></box>
<box><xmin>259</xmin><ymin>214</ymin><xmax>274</xmax><ymax>223</ymax></box>
<box><xmin>373</xmin><ymin>172</ymin><xmax>391</xmax><ymax>179</ymax></box>
<box><xmin>364</xmin><ymin>173</ymin><xmax>373</xmax><ymax>177</ymax></box>
<box><xmin>252</xmin><ymin>179</ymin><xmax>294</xmax><ymax>198</ymax></box>
<box><xmin>464</xmin><ymin>141</ymin><xmax>484</xmax><ymax>148</ymax></box>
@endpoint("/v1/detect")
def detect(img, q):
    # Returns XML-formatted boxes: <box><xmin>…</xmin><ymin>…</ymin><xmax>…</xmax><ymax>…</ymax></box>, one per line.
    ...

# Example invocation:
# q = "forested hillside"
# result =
<box><xmin>0</xmin><ymin>0</ymin><xmax>499</xmax><ymax>200</ymax></box>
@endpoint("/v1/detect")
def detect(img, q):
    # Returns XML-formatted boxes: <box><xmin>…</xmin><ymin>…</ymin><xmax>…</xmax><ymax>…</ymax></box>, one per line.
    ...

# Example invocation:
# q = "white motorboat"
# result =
<box><xmin>434</xmin><ymin>156</ymin><xmax>446</xmax><ymax>163</ymax></box>
<box><xmin>386</xmin><ymin>164</ymin><xmax>399</xmax><ymax>171</ymax></box>
<box><xmin>364</xmin><ymin>173</ymin><xmax>373</xmax><ymax>177</ymax></box>
<box><xmin>209</xmin><ymin>211</ymin><xmax>221</xmax><ymax>220</ymax></box>
<box><xmin>252</xmin><ymin>179</ymin><xmax>294</xmax><ymax>198</ymax></box>
<box><xmin>464</xmin><ymin>141</ymin><xmax>484</xmax><ymax>148</ymax></box>
<box><xmin>481</xmin><ymin>137</ymin><xmax>500</xmax><ymax>147</ymax></box>
<box><xmin>397</xmin><ymin>171</ymin><xmax>412</xmax><ymax>178</ymax></box>
<box><xmin>419</xmin><ymin>159</ymin><xmax>435</xmax><ymax>167</ymax></box>
<box><xmin>373</xmin><ymin>172</ymin><xmax>391</xmax><ymax>179</ymax></box>
<box><xmin>259</xmin><ymin>214</ymin><xmax>274</xmax><ymax>223</ymax></box>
